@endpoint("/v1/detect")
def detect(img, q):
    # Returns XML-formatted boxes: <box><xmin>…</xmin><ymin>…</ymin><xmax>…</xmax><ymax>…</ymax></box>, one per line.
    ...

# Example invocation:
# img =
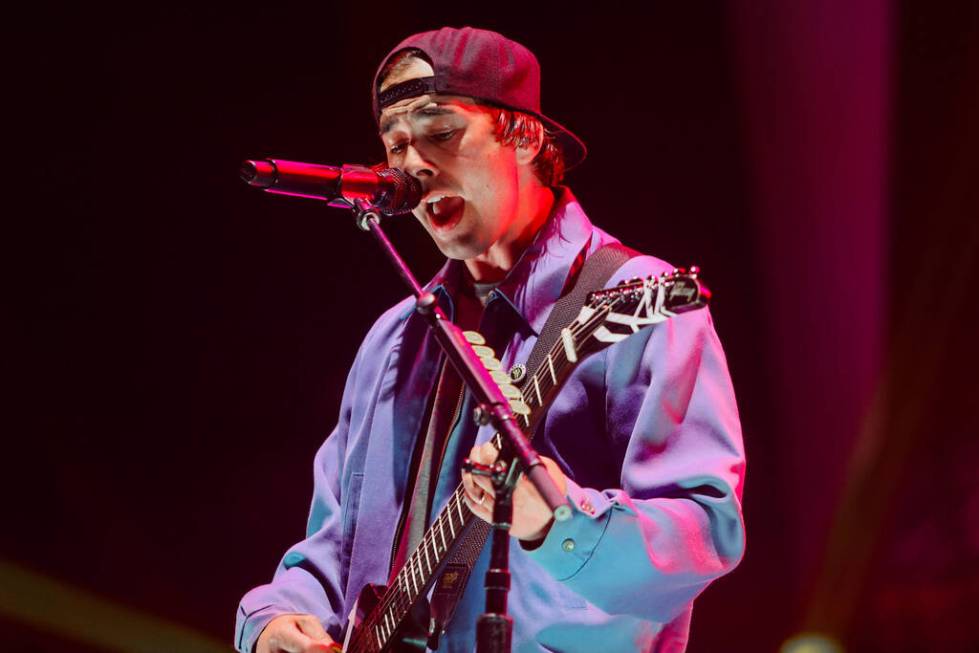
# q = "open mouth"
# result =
<box><xmin>424</xmin><ymin>195</ymin><xmax>465</xmax><ymax>230</ymax></box>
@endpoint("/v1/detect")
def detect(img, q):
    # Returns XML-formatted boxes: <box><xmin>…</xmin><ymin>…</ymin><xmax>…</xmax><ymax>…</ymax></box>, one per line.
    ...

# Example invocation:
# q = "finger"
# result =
<box><xmin>479</xmin><ymin>440</ymin><xmax>499</xmax><ymax>461</ymax></box>
<box><xmin>463</xmin><ymin>446</ymin><xmax>494</xmax><ymax>500</ymax></box>
<box><xmin>462</xmin><ymin>485</ymin><xmax>492</xmax><ymax>519</ymax></box>
<box><xmin>289</xmin><ymin>616</ymin><xmax>336</xmax><ymax>653</ymax></box>
<box><xmin>259</xmin><ymin>616</ymin><xmax>313</xmax><ymax>653</ymax></box>
<box><xmin>470</xmin><ymin>443</ymin><xmax>502</xmax><ymax>496</ymax></box>
<box><xmin>461</xmin><ymin>466</ymin><xmax>479</xmax><ymax>499</ymax></box>
<box><xmin>270</xmin><ymin>628</ymin><xmax>315</xmax><ymax>653</ymax></box>
<box><xmin>461</xmin><ymin>475</ymin><xmax>486</xmax><ymax>505</ymax></box>
<box><xmin>462</xmin><ymin>489</ymin><xmax>482</xmax><ymax>514</ymax></box>
<box><xmin>296</xmin><ymin>615</ymin><xmax>332</xmax><ymax>642</ymax></box>
<box><xmin>462</xmin><ymin>445</ymin><xmax>482</xmax><ymax>495</ymax></box>
<box><xmin>470</xmin><ymin>473</ymin><xmax>496</xmax><ymax>498</ymax></box>
<box><xmin>472</xmin><ymin>440</ymin><xmax>502</xmax><ymax>464</ymax></box>
<box><xmin>463</xmin><ymin>484</ymin><xmax>483</xmax><ymax>506</ymax></box>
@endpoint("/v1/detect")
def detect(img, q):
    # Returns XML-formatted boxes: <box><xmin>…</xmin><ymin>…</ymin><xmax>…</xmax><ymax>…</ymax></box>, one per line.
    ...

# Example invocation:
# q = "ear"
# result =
<box><xmin>514</xmin><ymin>128</ymin><xmax>544</xmax><ymax>166</ymax></box>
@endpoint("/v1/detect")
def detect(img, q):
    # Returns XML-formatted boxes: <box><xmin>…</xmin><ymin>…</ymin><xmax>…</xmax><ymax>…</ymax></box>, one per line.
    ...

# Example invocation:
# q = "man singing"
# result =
<box><xmin>236</xmin><ymin>27</ymin><xmax>745</xmax><ymax>653</ymax></box>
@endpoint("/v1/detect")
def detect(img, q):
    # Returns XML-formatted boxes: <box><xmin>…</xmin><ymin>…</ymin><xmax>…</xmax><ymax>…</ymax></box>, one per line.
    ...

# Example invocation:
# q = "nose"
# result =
<box><xmin>401</xmin><ymin>143</ymin><xmax>436</xmax><ymax>180</ymax></box>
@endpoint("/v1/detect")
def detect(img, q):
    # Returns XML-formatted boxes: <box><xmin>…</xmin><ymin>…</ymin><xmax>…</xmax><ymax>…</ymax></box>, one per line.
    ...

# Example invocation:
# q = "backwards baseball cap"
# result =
<box><xmin>372</xmin><ymin>26</ymin><xmax>587</xmax><ymax>170</ymax></box>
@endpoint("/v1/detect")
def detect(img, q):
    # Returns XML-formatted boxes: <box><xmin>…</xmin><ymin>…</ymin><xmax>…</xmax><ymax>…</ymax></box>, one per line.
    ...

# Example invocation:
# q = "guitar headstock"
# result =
<box><xmin>579</xmin><ymin>267</ymin><xmax>710</xmax><ymax>345</ymax></box>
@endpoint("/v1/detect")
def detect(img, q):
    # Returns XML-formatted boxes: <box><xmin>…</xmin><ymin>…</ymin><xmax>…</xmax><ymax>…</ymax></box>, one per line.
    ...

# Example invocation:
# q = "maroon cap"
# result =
<box><xmin>372</xmin><ymin>26</ymin><xmax>586</xmax><ymax>170</ymax></box>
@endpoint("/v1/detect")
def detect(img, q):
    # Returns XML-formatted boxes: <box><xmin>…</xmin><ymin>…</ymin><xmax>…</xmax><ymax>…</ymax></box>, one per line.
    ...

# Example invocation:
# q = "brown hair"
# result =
<box><xmin>486</xmin><ymin>108</ymin><xmax>565</xmax><ymax>187</ymax></box>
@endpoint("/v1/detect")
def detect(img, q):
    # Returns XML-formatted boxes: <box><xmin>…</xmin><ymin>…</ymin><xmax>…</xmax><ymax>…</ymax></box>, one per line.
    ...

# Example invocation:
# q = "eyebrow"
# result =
<box><xmin>379</xmin><ymin>105</ymin><xmax>458</xmax><ymax>135</ymax></box>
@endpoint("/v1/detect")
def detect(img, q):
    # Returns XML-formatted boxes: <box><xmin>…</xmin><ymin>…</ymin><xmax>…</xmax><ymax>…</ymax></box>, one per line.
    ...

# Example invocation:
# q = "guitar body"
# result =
<box><xmin>343</xmin><ymin>583</ymin><xmax>430</xmax><ymax>653</ymax></box>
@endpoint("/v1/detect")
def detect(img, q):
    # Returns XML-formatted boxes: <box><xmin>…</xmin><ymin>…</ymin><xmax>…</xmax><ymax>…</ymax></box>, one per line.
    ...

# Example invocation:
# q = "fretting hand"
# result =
<box><xmin>461</xmin><ymin>440</ymin><xmax>568</xmax><ymax>542</ymax></box>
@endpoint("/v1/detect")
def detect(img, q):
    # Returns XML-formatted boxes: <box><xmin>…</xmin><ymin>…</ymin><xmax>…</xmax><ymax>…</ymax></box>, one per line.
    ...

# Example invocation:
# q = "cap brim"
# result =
<box><xmin>538</xmin><ymin>113</ymin><xmax>587</xmax><ymax>171</ymax></box>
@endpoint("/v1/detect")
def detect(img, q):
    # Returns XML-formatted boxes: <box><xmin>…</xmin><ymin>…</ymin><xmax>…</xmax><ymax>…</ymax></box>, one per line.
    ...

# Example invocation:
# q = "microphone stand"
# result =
<box><xmin>349</xmin><ymin>199</ymin><xmax>571</xmax><ymax>653</ymax></box>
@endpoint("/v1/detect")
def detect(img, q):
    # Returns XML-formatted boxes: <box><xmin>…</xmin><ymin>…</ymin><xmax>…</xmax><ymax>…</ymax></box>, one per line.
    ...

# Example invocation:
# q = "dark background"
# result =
<box><xmin>5</xmin><ymin>2</ymin><xmax>977</xmax><ymax>652</ymax></box>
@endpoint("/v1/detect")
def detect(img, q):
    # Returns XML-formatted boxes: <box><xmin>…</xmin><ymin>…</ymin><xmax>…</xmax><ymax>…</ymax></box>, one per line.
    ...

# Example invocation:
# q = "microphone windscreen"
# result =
<box><xmin>377</xmin><ymin>168</ymin><xmax>422</xmax><ymax>215</ymax></box>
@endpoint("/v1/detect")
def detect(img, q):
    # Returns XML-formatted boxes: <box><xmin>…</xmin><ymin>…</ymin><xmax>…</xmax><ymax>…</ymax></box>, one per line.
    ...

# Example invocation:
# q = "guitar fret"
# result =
<box><xmin>408</xmin><ymin>557</ymin><xmax>418</xmax><ymax>596</ymax></box>
<box><xmin>560</xmin><ymin>327</ymin><xmax>578</xmax><ymax>363</ymax></box>
<box><xmin>439</xmin><ymin>515</ymin><xmax>448</xmax><ymax>552</ymax></box>
<box><xmin>423</xmin><ymin>538</ymin><xmax>433</xmax><ymax>572</ymax></box>
<box><xmin>454</xmin><ymin>493</ymin><xmax>464</xmax><ymax>525</ymax></box>
<box><xmin>384</xmin><ymin>611</ymin><xmax>393</xmax><ymax>639</ymax></box>
<box><xmin>547</xmin><ymin>354</ymin><xmax>557</xmax><ymax>383</ymax></box>
<box><xmin>447</xmin><ymin>513</ymin><xmax>456</xmax><ymax>537</ymax></box>
<box><xmin>533</xmin><ymin>374</ymin><xmax>543</xmax><ymax>405</ymax></box>
<box><xmin>375</xmin><ymin>625</ymin><xmax>383</xmax><ymax>649</ymax></box>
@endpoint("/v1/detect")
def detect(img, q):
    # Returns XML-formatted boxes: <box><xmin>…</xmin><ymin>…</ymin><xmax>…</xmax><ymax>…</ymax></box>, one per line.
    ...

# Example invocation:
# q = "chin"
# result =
<box><xmin>434</xmin><ymin>233</ymin><xmax>491</xmax><ymax>262</ymax></box>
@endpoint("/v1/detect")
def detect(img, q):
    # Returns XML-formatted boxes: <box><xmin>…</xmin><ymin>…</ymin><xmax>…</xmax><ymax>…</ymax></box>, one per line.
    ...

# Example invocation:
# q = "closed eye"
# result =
<box><xmin>430</xmin><ymin>130</ymin><xmax>457</xmax><ymax>142</ymax></box>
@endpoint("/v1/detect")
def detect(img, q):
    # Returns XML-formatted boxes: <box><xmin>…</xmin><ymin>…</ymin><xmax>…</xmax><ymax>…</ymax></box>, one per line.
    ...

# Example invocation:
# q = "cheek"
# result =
<box><xmin>475</xmin><ymin>160</ymin><xmax>520</xmax><ymax>216</ymax></box>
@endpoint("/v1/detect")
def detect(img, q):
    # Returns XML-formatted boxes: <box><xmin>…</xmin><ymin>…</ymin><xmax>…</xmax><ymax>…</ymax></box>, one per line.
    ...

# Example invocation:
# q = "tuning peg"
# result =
<box><xmin>490</xmin><ymin>370</ymin><xmax>511</xmax><ymax>385</ymax></box>
<box><xmin>463</xmin><ymin>331</ymin><xmax>486</xmax><ymax>345</ymax></box>
<box><xmin>508</xmin><ymin>399</ymin><xmax>531</xmax><ymax>415</ymax></box>
<box><xmin>472</xmin><ymin>345</ymin><xmax>495</xmax><ymax>358</ymax></box>
<box><xmin>689</xmin><ymin>265</ymin><xmax>700</xmax><ymax>276</ymax></box>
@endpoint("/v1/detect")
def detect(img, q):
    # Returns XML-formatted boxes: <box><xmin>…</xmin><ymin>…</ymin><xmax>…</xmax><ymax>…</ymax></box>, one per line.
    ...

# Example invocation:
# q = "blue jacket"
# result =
<box><xmin>235</xmin><ymin>189</ymin><xmax>745</xmax><ymax>652</ymax></box>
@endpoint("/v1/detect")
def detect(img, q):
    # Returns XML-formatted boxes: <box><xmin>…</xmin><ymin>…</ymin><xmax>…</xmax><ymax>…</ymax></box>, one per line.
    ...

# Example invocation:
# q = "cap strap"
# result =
<box><xmin>377</xmin><ymin>76</ymin><xmax>438</xmax><ymax>111</ymax></box>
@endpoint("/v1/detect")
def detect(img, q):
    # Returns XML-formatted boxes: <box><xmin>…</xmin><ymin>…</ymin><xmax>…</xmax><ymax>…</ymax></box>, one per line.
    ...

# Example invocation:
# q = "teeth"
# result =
<box><xmin>427</xmin><ymin>194</ymin><xmax>446</xmax><ymax>204</ymax></box>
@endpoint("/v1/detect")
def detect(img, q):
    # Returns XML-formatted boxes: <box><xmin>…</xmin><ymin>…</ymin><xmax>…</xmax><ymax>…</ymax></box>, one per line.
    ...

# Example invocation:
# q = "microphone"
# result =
<box><xmin>240</xmin><ymin>159</ymin><xmax>422</xmax><ymax>215</ymax></box>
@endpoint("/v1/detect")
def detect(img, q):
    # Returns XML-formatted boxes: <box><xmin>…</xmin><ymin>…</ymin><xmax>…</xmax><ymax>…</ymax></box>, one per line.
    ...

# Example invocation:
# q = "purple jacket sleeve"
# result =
<box><xmin>233</xmin><ymin>340</ymin><xmax>365</xmax><ymax>652</ymax></box>
<box><xmin>526</xmin><ymin>304</ymin><xmax>746</xmax><ymax>623</ymax></box>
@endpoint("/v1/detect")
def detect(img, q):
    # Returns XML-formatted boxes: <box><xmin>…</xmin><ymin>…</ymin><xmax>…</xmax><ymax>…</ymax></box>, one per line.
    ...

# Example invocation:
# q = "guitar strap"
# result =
<box><xmin>426</xmin><ymin>240</ymin><xmax>638</xmax><ymax>647</ymax></box>
<box><xmin>523</xmin><ymin>241</ymin><xmax>639</xmax><ymax>381</ymax></box>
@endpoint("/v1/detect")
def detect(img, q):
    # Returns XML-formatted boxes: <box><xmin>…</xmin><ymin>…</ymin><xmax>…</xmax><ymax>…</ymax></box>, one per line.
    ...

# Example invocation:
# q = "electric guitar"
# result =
<box><xmin>341</xmin><ymin>268</ymin><xmax>711</xmax><ymax>653</ymax></box>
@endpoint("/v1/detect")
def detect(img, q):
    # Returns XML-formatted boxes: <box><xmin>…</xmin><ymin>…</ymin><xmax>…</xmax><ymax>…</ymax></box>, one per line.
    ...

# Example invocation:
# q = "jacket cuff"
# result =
<box><xmin>525</xmin><ymin>478</ymin><xmax>613</xmax><ymax>581</ymax></box>
<box><xmin>235</xmin><ymin>602</ymin><xmax>285</xmax><ymax>653</ymax></box>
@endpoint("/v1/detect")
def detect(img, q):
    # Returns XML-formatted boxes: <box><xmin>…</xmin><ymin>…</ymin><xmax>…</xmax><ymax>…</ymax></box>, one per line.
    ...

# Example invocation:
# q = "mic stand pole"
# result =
<box><xmin>461</xmin><ymin>455</ymin><xmax>518</xmax><ymax>653</ymax></box>
<box><xmin>350</xmin><ymin>199</ymin><xmax>571</xmax><ymax>653</ymax></box>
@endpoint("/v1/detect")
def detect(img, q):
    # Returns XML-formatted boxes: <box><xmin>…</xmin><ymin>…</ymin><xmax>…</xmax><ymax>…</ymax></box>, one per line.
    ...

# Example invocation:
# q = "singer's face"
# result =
<box><xmin>379</xmin><ymin>94</ymin><xmax>528</xmax><ymax>263</ymax></box>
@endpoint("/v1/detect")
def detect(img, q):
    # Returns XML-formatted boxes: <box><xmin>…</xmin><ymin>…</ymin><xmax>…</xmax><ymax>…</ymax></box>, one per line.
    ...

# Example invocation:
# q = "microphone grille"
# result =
<box><xmin>376</xmin><ymin>168</ymin><xmax>422</xmax><ymax>215</ymax></box>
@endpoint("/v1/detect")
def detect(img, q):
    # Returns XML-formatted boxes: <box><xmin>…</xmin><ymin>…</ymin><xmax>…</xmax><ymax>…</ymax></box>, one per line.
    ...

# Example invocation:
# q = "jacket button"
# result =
<box><xmin>562</xmin><ymin>538</ymin><xmax>576</xmax><ymax>552</ymax></box>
